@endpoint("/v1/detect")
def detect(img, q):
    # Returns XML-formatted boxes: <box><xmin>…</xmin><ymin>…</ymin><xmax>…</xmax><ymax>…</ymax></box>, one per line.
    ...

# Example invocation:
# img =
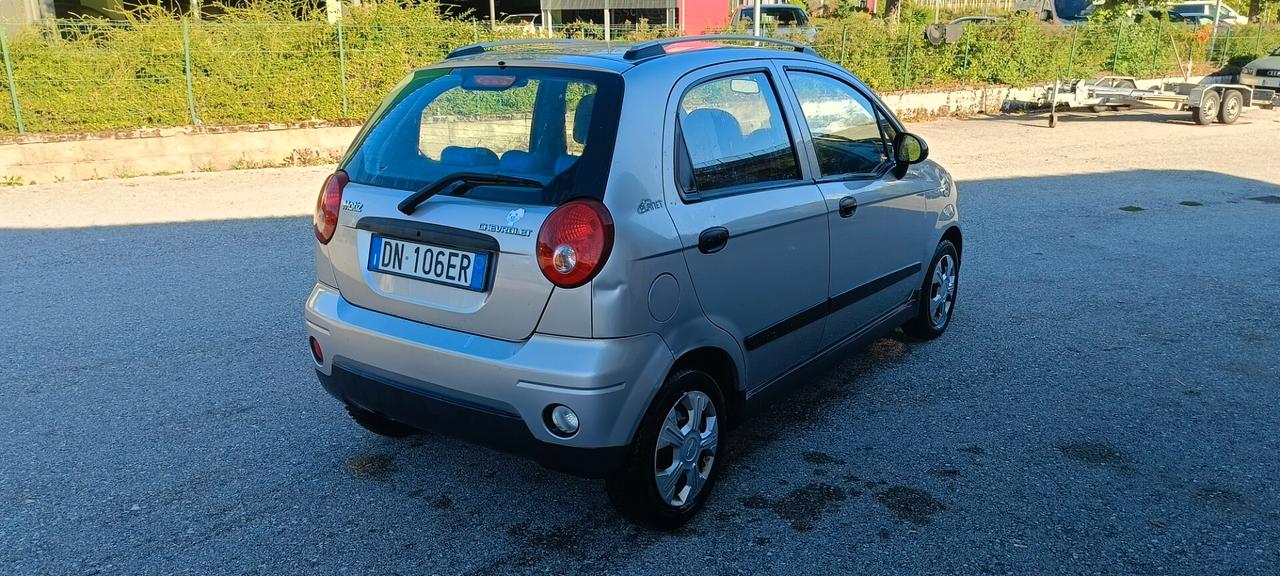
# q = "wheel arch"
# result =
<box><xmin>942</xmin><ymin>225</ymin><xmax>963</xmax><ymax>261</ymax></box>
<box><xmin>667</xmin><ymin>346</ymin><xmax>741</xmax><ymax>426</ymax></box>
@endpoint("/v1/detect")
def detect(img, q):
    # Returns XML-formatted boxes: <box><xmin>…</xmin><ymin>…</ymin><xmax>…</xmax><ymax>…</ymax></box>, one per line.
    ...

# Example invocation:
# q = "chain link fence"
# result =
<box><xmin>2</xmin><ymin>12</ymin><xmax>1278</xmax><ymax>135</ymax></box>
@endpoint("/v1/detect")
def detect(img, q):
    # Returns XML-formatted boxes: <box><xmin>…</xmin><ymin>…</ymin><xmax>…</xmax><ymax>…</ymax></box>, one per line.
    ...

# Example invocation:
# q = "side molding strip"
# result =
<box><xmin>743</xmin><ymin>262</ymin><xmax>922</xmax><ymax>351</ymax></box>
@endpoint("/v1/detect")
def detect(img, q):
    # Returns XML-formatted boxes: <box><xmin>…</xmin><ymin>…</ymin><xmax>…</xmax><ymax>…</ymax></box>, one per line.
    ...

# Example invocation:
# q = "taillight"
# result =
<box><xmin>536</xmin><ymin>199</ymin><xmax>614</xmax><ymax>288</ymax></box>
<box><xmin>313</xmin><ymin>170</ymin><xmax>348</xmax><ymax>245</ymax></box>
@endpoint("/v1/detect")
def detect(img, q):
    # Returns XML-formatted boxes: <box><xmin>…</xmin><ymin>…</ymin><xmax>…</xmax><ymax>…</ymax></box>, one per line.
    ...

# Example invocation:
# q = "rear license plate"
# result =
<box><xmin>368</xmin><ymin>235</ymin><xmax>490</xmax><ymax>292</ymax></box>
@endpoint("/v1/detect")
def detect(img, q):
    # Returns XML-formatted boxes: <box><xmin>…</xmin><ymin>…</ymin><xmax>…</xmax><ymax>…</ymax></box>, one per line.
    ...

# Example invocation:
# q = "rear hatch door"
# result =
<box><xmin>324</xmin><ymin>63</ymin><xmax>622</xmax><ymax>341</ymax></box>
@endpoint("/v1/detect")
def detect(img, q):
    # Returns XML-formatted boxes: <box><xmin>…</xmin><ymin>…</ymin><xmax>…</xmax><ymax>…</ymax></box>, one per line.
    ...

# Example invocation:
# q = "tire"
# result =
<box><xmin>902</xmin><ymin>240</ymin><xmax>960</xmax><ymax>339</ymax></box>
<box><xmin>1218</xmin><ymin>89</ymin><xmax>1242</xmax><ymax>124</ymax></box>
<box><xmin>1089</xmin><ymin>104</ymin><xmax>1109</xmax><ymax>113</ymax></box>
<box><xmin>346</xmin><ymin>405</ymin><xmax>418</xmax><ymax>438</ymax></box>
<box><xmin>606</xmin><ymin>369</ymin><xmax>724</xmax><ymax>529</ymax></box>
<box><xmin>1192</xmin><ymin>90</ymin><xmax>1220</xmax><ymax>125</ymax></box>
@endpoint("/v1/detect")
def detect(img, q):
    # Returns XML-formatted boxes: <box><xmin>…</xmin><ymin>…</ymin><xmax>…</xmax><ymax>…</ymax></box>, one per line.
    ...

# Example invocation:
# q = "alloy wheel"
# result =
<box><xmin>929</xmin><ymin>254</ymin><xmax>957</xmax><ymax>328</ymax></box>
<box><xmin>653</xmin><ymin>390</ymin><xmax>718</xmax><ymax>507</ymax></box>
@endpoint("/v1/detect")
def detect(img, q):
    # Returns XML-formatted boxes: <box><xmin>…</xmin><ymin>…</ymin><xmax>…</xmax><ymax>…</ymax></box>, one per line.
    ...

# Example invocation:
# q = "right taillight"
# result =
<box><xmin>536</xmin><ymin>199</ymin><xmax>614</xmax><ymax>288</ymax></box>
<box><xmin>313</xmin><ymin>170</ymin><xmax>348</xmax><ymax>245</ymax></box>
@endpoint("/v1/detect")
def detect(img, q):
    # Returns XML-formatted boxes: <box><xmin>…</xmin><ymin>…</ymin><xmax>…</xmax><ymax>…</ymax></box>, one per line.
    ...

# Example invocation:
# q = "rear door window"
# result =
<box><xmin>342</xmin><ymin>67</ymin><xmax>621</xmax><ymax>205</ymax></box>
<box><xmin>676</xmin><ymin>71</ymin><xmax>801</xmax><ymax>195</ymax></box>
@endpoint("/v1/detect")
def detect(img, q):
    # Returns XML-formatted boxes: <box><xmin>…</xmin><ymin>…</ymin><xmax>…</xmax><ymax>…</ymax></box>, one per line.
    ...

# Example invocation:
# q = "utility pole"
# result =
<box><xmin>1209</xmin><ymin>0</ymin><xmax>1224</xmax><ymax>63</ymax></box>
<box><xmin>489</xmin><ymin>0</ymin><xmax>496</xmax><ymax>29</ymax></box>
<box><xmin>754</xmin><ymin>0</ymin><xmax>761</xmax><ymax>37</ymax></box>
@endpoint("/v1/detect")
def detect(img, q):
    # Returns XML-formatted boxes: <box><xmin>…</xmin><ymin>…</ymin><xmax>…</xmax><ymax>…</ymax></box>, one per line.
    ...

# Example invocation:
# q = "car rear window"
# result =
<box><xmin>341</xmin><ymin>66</ymin><xmax>623</xmax><ymax>205</ymax></box>
<box><xmin>738</xmin><ymin>7</ymin><xmax>809</xmax><ymax>25</ymax></box>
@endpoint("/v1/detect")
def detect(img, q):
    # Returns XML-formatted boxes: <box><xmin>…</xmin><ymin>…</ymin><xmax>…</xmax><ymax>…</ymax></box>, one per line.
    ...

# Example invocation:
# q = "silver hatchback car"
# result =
<box><xmin>305</xmin><ymin>36</ymin><xmax>962</xmax><ymax>528</ymax></box>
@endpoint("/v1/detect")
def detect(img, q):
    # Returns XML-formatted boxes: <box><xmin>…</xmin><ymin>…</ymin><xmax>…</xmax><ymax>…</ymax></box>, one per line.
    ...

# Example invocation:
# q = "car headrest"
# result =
<box><xmin>499</xmin><ymin>150</ymin><xmax>535</xmax><ymax>173</ymax></box>
<box><xmin>572</xmin><ymin>94</ymin><xmax>595</xmax><ymax>145</ymax></box>
<box><xmin>682</xmin><ymin>108</ymin><xmax>744</xmax><ymax>160</ymax></box>
<box><xmin>440</xmin><ymin>146</ymin><xmax>498</xmax><ymax>168</ymax></box>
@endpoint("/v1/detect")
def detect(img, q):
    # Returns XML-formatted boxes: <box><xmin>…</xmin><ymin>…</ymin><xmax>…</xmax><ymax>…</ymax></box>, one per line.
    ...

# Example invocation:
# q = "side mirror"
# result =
<box><xmin>892</xmin><ymin>132</ymin><xmax>928</xmax><ymax>178</ymax></box>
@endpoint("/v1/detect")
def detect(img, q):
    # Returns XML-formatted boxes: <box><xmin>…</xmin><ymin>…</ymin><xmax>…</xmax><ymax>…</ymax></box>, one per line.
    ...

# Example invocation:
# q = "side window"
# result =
<box><xmin>786</xmin><ymin>71</ymin><xmax>890</xmax><ymax>177</ymax></box>
<box><xmin>677</xmin><ymin>72</ymin><xmax>800</xmax><ymax>193</ymax></box>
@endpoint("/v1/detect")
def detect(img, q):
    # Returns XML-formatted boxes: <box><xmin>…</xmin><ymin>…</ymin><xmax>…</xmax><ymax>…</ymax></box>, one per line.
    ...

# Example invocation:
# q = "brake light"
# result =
<box><xmin>536</xmin><ymin>199</ymin><xmax>614</xmax><ymax>288</ymax></box>
<box><xmin>313</xmin><ymin>171</ymin><xmax>348</xmax><ymax>245</ymax></box>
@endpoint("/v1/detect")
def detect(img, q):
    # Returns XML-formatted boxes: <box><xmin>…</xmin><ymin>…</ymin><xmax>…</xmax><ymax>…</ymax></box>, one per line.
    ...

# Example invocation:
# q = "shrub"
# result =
<box><xmin>1</xmin><ymin>2</ymin><xmax>1277</xmax><ymax>134</ymax></box>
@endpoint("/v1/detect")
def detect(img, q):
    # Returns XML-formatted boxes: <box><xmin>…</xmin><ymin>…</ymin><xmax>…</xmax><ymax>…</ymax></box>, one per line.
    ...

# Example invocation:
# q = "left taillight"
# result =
<box><xmin>313</xmin><ymin>170</ymin><xmax>348</xmax><ymax>245</ymax></box>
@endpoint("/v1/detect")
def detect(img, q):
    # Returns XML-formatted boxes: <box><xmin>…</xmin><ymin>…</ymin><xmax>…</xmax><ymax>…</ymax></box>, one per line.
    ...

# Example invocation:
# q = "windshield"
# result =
<box><xmin>341</xmin><ymin>66</ymin><xmax>622</xmax><ymax>205</ymax></box>
<box><xmin>738</xmin><ymin>7</ymin><xmax>809</xmax><ymax>25</ymax></box>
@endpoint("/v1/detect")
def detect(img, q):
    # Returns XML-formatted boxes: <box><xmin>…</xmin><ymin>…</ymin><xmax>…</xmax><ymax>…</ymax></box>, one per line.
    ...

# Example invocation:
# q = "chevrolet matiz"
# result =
<box><xmin>305</xmin><ymin>36</ymin><xmax>962</xmax><ymax>528</ymax></box>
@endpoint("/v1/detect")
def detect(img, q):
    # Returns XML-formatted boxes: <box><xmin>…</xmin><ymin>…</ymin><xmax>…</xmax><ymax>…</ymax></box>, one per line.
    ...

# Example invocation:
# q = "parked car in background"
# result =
<box><xmin>306</xmin><ymin>36</ymin><xmax>960</xmax><ymax>528</ymax></box>
<box><xmin>1240</xmin><ymin>47</ymin><xmax>1280</xmax><ymax>91</ymax></box>
<box><xmin>1168</xmin><ymin>1</ymin><xmax>1249</xmax><ymax>25</ymax></box>
<box><xmin>925</xmin><ymin>16</ymin><xmax>1000</xmax><ymax>45</ymax></box>
<box><xmin>500</xmin><ymin>12</ymin><xmax>543</xmax><ymax>34</ymax></box>
<box><xmin>731</xmin><ymin>3</ymin><xmax>816</xmax><ymax>40</ymax></box>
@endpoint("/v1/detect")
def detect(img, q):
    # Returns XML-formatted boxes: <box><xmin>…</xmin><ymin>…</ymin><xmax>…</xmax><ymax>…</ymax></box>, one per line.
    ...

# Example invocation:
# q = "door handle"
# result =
<box><xmin>698</xmin><ymin>227</ymin><xmax>730</xmax><ymax>254</ymax></box>
<box><xmin>838</xmin><ymin>195</ymin><xmax>858</xmax><ymax>218</ymax></box>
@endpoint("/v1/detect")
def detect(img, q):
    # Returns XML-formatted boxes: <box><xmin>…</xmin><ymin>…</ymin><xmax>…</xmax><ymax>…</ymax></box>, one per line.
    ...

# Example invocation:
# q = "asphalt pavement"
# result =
<box><xmin>2</xmin><ymin>111</ymin><xmax>1278</xmax><ymax>575</ymax></box>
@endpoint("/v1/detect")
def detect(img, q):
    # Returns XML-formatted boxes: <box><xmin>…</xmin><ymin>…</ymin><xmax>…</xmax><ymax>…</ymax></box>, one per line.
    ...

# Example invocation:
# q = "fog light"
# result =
<box><xmin>309</xmin><ymin>336</ymin><xmax>324</xmax><ymax>365</ymax></box>
<box><xmin>546</xmin><ymin>404</ymin><xmax>579</xmax><ymax>437</ymax></box>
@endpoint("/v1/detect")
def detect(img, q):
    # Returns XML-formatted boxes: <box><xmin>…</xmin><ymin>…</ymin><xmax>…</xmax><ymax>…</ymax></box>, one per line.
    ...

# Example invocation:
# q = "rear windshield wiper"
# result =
<box><xmin>398</xmin><ymin>172</ymin><xmax>544</xmax><ymax>215</ymax></box>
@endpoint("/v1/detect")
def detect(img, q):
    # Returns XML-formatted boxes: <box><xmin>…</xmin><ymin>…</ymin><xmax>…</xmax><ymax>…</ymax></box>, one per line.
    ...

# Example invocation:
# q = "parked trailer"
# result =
<box><xmin>1046</xmin><ymin>76</ymin><xmax>1280</xmax><ymax>125</ymax></box>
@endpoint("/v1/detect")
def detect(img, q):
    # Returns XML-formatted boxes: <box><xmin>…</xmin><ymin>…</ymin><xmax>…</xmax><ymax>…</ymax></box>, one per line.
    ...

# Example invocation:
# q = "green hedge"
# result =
<box><xmin>1</xmin><ymin>3</ymin><xmax>1278</xmax><ymax>135</ymax></box>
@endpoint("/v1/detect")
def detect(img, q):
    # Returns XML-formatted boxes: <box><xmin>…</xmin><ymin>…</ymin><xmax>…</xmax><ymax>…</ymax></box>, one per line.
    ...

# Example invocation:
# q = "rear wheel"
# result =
<box><xmin>606</xmin><ymin>369</ymin><xmax>723</xmax><ymax>529</ymax></box>
<box><xmin>1218</xmin><ymin>89</ymin><xmax>1243</xmax><ymax>124</ymax></box>
<box><xmin>346</xmin><ymin>405</ymin><xmax>418</xmax><ymax>437</ymax></box>
<box><xmin>1193</xmin><ymin>90</ymin><xmax>1220</xmax><ymax>125</ymax></box>
<box><xmin>902</xmin><ymin>240</ymin><xmax>960</xmax><ymax>339</ymax></box>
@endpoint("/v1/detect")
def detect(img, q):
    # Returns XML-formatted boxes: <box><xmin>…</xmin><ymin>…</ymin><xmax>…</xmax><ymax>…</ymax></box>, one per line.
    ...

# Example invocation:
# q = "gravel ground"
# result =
<box><xmin>2</xmin><ymin>108</ymin><xmax>1279</xmax><ymax>575</ymax></box>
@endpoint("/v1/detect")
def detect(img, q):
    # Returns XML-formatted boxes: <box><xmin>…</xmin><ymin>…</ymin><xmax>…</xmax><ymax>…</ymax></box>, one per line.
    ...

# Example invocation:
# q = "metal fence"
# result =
<box><xmin>1</xmin><ymin>17</ymin><xmax>1278</xmax><ymax>135</ymax></box>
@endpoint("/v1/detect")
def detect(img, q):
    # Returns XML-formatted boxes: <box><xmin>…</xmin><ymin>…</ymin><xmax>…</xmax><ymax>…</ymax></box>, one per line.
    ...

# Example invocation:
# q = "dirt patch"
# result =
<box><xmin>430</xmin><ymin>495</ymin><xmax>453</xmax><ymax>510</ymax></box>
<box><xmin>740</xmin><ymin>483</ymin><xmax>848</xmax><ymax>532</ymax></box>
<box><xmin>867</xmin><ymin>337</ymin><xmax>910</xmax><ymax>362</ymax></box>
<box><xmin>1195</xmin><ymin>486</ymin><xmax>1251</xmax><ymax>512</ymax></box>
<box><xmin>930</xmin><ymin>467</ymin><xmax>962</xmax><ymax>479</ymax></box>
<box><xmin>960</xmin><ymin>445</ymin><xmax>985</xmax><ymax>455</ymax></box>
<box><xmin>345</xmin><ymin>453</ymin><xmax>395</xmax><ymax>481</ymax></box>
<box><xmin>1057</xmin><ymin>440</ymin><xmax>1128</xmax><ymax>466</ymax></box>
<box><xmin>802</xmin><ymin>450</ymin><xmax>847</xmax><ymax>466</ymax></box>
<box><xmin>876</xmin><ymin>486</ymin><xmax>947</xmax><ymax>525</ymax></box>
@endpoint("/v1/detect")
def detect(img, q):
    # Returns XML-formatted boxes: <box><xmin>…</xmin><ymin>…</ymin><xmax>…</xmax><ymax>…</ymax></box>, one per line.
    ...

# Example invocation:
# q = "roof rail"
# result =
<box><xmin>623</xmin><ymin>35</ymin><xmax>818</xmax><ymax>61</ymax></box>
<box><xmin>445</xmin><ymin>39</ymin><xmax>600</xmax><ymax>59</ymax></box>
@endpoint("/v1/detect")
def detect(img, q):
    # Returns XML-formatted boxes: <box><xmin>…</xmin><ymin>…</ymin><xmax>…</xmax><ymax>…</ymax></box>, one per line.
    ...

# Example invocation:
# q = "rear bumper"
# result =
<box><xmin>304</xmin><ymin>282</ymin><xmax>673</xmax><ymax>476</ymax></box>
<box><xmin>316</xmin><ymin>362</ymin><xmax>628</xmax><ymax>478</ymax></box>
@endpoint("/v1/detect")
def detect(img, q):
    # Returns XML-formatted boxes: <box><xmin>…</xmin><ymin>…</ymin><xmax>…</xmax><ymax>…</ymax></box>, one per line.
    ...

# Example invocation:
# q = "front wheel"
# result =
<box><xmin>902</xmin><ymin>240</ymin><xmax>960</xmax><ymax>339</ymax></box>
<box><xmin>606</xmin><ymin>369</ymin><xmax>723</xmax><ymax>529</ymax></box>
<box><xmin>1192</xmin><ymin>90</ymin><xmax>1220</xmax><ymax>125</ymax></box>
